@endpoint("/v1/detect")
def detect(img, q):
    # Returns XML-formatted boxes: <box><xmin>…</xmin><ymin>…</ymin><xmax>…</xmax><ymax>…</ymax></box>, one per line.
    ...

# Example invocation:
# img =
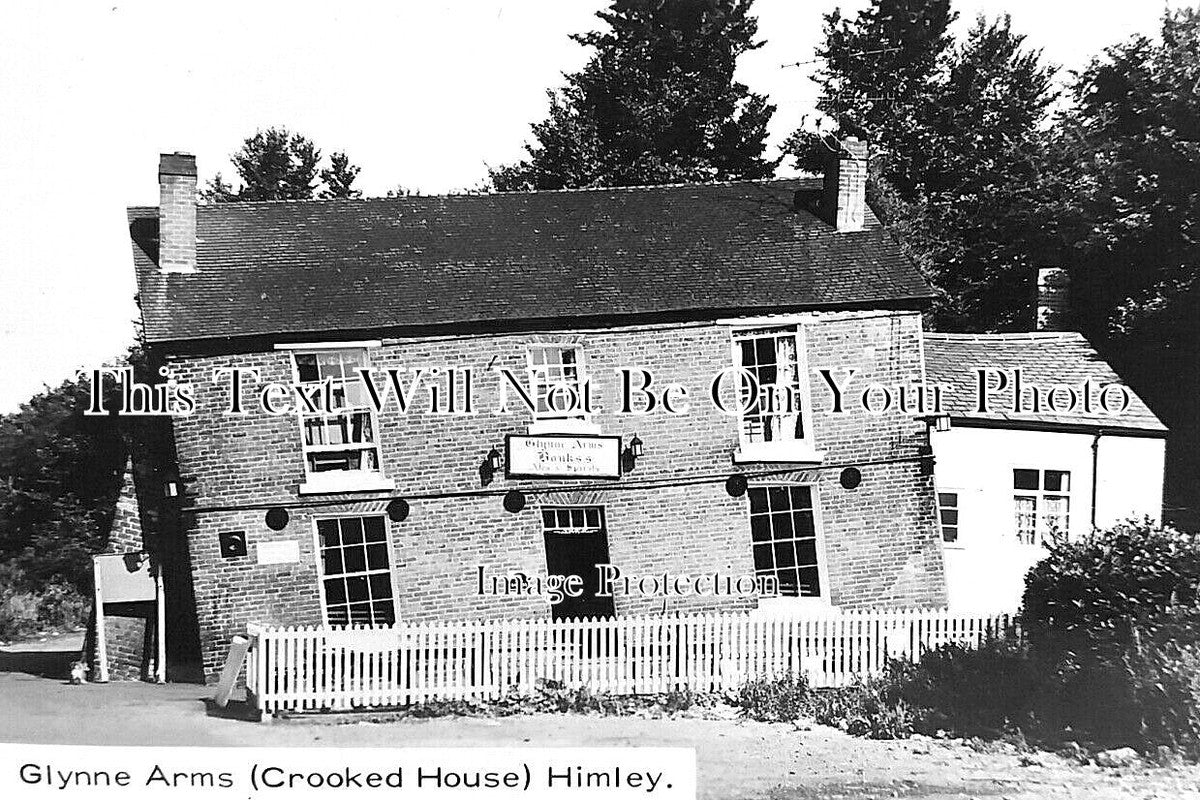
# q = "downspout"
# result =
<box><xmin>1090</xmin><ymin>428</ymin><xmax>1105</xmax><ymax>531</ymax></box>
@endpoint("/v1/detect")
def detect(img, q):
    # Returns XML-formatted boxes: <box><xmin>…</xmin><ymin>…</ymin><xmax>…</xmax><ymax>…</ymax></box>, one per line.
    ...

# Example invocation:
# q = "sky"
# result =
<box><xmin>0</xmin><ymin>0</ymin><xmax>1184</xmax><ymax>412</ymax></box>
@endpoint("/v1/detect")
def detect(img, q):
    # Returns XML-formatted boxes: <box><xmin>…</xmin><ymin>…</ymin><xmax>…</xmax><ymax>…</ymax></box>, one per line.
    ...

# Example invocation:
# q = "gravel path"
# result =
<box><xmin>2</xmin><ymin>635</ymin><xmax>1198</xmax><ymax>799</ymax></box>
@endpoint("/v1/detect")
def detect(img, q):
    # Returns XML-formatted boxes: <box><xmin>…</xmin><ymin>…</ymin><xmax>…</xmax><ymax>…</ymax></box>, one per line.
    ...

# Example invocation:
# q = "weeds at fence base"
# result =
<box><xmin>285</xmin><ymin>679</ymin><xmax>726</xmax><ymax>723</ymax></box>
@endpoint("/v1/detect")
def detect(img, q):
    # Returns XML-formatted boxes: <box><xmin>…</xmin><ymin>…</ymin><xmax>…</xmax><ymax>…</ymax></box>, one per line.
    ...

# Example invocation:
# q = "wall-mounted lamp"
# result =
<box><xmin>922</xmin><ymin>414</ymin><xmax>952</xmax><ymax>433</ymax></box>
<box><xmin>481</xmin><ymin>445</ymin><xmax>504</xmax><ymax>487</ymax></box>
<box><xmin>622</xmin><ymin>434</ymin><xmax>645</xmax><ymax>473</ymax></box>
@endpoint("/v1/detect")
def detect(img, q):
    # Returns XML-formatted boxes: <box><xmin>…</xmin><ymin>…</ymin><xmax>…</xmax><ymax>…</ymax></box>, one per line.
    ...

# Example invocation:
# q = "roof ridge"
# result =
<box><xmin>187</xmin><ymin>176</ymin><xmax>811</xmax><ymax>209</ymax></box>
<box><xmin>924</xmin><ymin>331</ymin><xmax>1085</xmax><ymax>340</ymax></box>
<box><xmin>483</xmin><ymin>176</ymin><xmax>810</xmax><ymax>198</ymax></box>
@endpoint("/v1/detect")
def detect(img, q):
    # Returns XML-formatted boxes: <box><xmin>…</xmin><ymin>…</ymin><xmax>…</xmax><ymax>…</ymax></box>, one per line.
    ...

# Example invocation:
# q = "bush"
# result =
<box><xmin>899</xmin><ymin>638</ymin><xmax>1040</xmax><ymax>737</ymax></box>
<box><xmin>805</xmin><ymin>666</ymin><xmax>914</xmax><ymax>739</ymax></box>
<box><xmin>1127</xmin><ymin>641</ymin><xmax>1200</xmax><ymax>758</ymax></box>
<box><xmin>0</xmin><ymin>562</ymin><xmax>90</xmax><ymax>640</ymax></box>
<box><xmin>737</xmin><ymin>672</ymin><xmax>809</xmax><ymax>722</ymax></box>
<box><xmin>1023</xmin><ymin>519</ymin><xmax>1200</xmax><ymax>661</ymax></box>
<box><xmin>1019</xmin><ymin>520</ymin><xmax>1200</xmax><ymax>754</ymax></box>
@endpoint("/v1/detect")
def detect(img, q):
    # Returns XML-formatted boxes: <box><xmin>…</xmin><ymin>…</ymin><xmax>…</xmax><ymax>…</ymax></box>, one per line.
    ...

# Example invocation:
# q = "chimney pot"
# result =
<box><xmin>822</xmin><ymin>136</ymin><xmax>868</xmax><ymax>232</ymax></box>
<box><xmin>1036</xmin><ymin>267</ymin><xmax>1070</xmax><ymax>331</ymax></box>
<box><xmin>158</xmin><ymin>152</ymin><xmax>197</xmax><ymax>274</ymax></box>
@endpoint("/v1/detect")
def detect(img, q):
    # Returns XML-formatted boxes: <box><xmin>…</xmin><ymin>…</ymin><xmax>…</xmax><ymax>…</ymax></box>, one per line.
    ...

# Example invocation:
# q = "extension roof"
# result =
<box><xmin>128</xmin><ymin>178</ymin><xmax>933</xmax><ymax>346</ymax></box>
<box><xmin>923</xmin><ymin>332</ymin><xmax>1167</xmax><ymax>434</ymax></box>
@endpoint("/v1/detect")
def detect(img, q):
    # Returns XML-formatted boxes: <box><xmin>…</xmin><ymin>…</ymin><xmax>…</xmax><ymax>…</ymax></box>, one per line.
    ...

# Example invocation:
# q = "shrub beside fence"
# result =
<box><xmin>243</xmin><ymin>608</ymin><xmax>1013</xmax><ymax>715</ymax></box>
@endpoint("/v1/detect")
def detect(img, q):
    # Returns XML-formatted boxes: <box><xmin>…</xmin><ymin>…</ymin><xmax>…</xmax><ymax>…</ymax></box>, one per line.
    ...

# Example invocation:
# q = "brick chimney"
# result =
<box><xmin>158</xmin><ymin>153</ymin><xmax>197</xmax><ymax>273</ymax></box>
<box><xmin>822</xmin><ymin>136</ymin><xmax>867</xmax><ymax>232</ymax></box>
<box><xmin>1036</xmin><ymin>266</ymin><xmax>1069</xmax><ymax>330</ymax></box>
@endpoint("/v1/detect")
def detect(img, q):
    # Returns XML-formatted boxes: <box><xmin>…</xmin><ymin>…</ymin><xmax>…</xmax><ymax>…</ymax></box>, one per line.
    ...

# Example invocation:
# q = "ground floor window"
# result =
<box><xmin>938</xmin><ymin>492</ymin><xmax>960</xmax><ymax>543</ymax></box>
<box><xmin>747</xmin><ymin>485</ymin><xmax>821</xmax><ymax>597</ymax></box>
<box><xmin>315</xmin><ymin>515</ymin><xmax>395</xmax><ymax>625</ymax></box>
<box><xmin>1013</xmin><ymin>469</ymin><xmax>1070</xmax><ymax>545</ymax></box>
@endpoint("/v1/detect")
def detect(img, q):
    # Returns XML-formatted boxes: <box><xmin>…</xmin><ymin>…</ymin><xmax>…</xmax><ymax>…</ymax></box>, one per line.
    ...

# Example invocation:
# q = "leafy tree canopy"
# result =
<box><xmin>490</xmin><ymin>0</ymin><xmax>778</xmax><ymax>191</ymax></box>
<box><xmin>787</xmin><ymin>3</ymin><xmax>1058</xmax><ymax>331</ymax></box>
<box><xmin>0</xmin><ymin>374</ymin><xmax>129</xmax><ymax>591</ymax></box>
<box><xmin>1050</xmin><ymin>8</ymin><xmax>1200</xmax><ymax>343</ymax></box>
<box><xmin>203</xmin><ymin>127</ymin><xmax>362</xmax><ymax>202</ymax></box>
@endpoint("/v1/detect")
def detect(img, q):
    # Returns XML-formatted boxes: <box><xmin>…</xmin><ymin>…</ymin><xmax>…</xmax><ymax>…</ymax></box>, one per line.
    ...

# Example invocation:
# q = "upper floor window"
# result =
<box><xmin>293</xmin><ymin>349</ymin><xmax>382</xmax><ymax>476</ymax></box>
<box><xmin>527</xmin><ymin>344</ymin><xmax>586</xmax><ymax>420</ymax></box>
<box><xmin>733</xmin><ymin>328</ymin><xmax>807</xmax><ymax>446</ymax></box>
<box><xmin>1013</xmin><ymin>469</ymin><xmax>1070</xmax><ymax>545</ymax></box>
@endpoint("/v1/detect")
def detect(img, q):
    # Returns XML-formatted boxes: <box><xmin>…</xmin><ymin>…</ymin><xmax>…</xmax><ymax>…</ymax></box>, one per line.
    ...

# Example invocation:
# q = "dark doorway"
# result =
<box><xmin>541</xmin><ymin>506</ymin><xmax>616</xmax><ymax>620</ymax></box>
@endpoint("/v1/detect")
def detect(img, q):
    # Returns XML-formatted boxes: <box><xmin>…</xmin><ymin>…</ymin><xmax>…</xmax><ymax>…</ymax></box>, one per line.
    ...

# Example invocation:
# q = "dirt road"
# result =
<box><xmin>2</xmin><ymin>635</ymin><xmax>1198</xmax><ymax>799</ymax></box>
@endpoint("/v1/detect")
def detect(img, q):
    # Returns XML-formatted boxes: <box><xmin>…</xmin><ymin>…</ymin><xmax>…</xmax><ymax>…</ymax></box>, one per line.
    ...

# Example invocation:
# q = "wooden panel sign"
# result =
<box><xmin>93</xmin><ymin>552</ymin><xmax>157</xmax><ymax>603</ymax></box>
<box><xmin>506</xmin><ymin>435</ymin><xmax>621</xmax><ymax>479</ymax></box>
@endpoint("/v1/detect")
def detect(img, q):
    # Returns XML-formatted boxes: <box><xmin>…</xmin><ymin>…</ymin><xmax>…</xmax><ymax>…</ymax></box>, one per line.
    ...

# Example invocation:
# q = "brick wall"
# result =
<box><xmin>163</xmin><ymin>310</ymin><xmax>945</xmax><ymax>680</ymax></box>
<box><xmin>86</xmin><ymin>462</ymin><xmax>156</xmax><ymax>681</ymax></box>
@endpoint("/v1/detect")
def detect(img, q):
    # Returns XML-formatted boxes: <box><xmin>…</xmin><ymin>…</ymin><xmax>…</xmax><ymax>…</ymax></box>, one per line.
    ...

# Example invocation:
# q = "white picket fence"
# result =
<box><xmin>243</xmin><ymin>609</ymin><xmax>1013</xmax><ymax>715</ymax></box>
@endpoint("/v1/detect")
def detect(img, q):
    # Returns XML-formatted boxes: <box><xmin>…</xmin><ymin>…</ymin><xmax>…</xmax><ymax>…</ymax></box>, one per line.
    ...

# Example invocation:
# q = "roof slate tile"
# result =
<box><xmin>129</xmin><ymin>178</ymin><xmax>932</xmax><ymax>344</ymax></box>
<box><xmin>923</xmin><ymin>332</ymin><xmax>1166</xmax><ymax>433</ymax></box>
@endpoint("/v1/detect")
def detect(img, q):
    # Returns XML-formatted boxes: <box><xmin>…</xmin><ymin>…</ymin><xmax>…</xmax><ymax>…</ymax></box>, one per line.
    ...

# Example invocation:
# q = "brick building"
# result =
<box><xmin>116</xmin><ymin>139</ymin><xmax>950</xmax><ymax>682</ymax></box>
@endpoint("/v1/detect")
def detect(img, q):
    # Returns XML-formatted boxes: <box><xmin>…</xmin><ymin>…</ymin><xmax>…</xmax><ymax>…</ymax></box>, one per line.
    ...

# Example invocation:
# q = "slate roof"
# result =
<box><xmin>923</xmin><ymin>332</ymin><xmax>1167</xmax><ymax>433</ymax></box>
<box><xmin>128</xmin><ymin>178</ymin><xmax>933</xmax><ymax>345</ymax></box>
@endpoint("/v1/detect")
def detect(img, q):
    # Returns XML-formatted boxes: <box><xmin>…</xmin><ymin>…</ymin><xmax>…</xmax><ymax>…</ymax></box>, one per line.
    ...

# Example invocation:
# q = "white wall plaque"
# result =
<box><xmin>256</xmin><ymin>540</ymin><xmax>300</xmax><ymax>565</ymax></box>
<box><xmin>506</xmin><ymin>435</ymin><xmax>621</xmax><ymax>479</ymax></box>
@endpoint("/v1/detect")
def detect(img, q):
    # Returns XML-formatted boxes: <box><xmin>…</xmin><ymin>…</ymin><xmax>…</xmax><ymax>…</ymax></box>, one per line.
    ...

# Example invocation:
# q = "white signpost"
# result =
<box><xmin>92</xmin><ymin>552</ymin><xmax>164</xmax><ymax>684</ymax></box>
<box><xmin>506</xmin><ymin>435</ymin><xmax>622</xmax><ymax>479</ymax></box>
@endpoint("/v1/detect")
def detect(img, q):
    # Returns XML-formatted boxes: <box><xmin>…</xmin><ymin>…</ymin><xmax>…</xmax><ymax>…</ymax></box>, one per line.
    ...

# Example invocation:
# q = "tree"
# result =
<box><xmin>1051</xmin><ymin>9</ymin><xmax>1200</xmax><ymax>342</ymax></box>
<box><xmin>320</xmin><ymin>151</ymin><xmax>362</xmax><ymax>199</ymax></box>
<box><xmin>0</xmin><ymin>375</ymin><xmax>127</xmax><ymax>591</ymax></box>
<box><xmin>786</xmin><ymin>7</ymin><xmax>1058</xmax><ymax>331</ymax></box>
<box><xmin>785</xmin><ymin>0</ymin><xmax>956</xmax><ymax>198</ymax></box>
<box><xmin>1048</xmin><ymin>9</ymin><xmax>1200</xmax><ymax>531</ymax></box>
<box><xmin>490</xmin><ymin>0</ymin><xmax>778</xmax><ymax>191</ymax></box>
<box><xmin>202</xmin><ymin>127</ymin><xmax>362</xmax><ymax>202</ymax></box>
<box><xmin>903</xmin><ymin>15</ymin><xmax>1059</xmax><ymax>329</ymax></box>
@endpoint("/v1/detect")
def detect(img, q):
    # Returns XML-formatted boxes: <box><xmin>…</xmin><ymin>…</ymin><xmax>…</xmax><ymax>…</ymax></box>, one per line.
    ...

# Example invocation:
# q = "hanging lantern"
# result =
<box><xmin>629</xmin><ymin>434</ymin><xmax>644</xmax><ymax>459</ymax></box>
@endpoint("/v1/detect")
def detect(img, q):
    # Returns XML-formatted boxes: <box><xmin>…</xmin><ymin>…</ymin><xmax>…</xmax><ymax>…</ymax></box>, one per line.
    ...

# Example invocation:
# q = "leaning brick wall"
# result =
<box><xmin>87</xmin><ymin>463</ymin><xmax>154</xmax><ymax>681</ymax></box>
<box><xmin>165</xmin><ymin>311</ymin><xmax>944</xmax><ymax>680</ymax></box>
<box><xmin>804</xmin><ymin>313</ymin><xmax>946</xmax><ymax>607</ymax></box>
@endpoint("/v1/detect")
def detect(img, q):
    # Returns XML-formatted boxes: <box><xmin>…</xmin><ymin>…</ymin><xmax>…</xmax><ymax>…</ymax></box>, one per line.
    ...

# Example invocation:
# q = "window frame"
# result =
<box><xmin>540</xmin><ymin>505</ymin><xmax>607</xmax><ymax>536</ymax></box>
<box><xmin>728</xmin><ymin>326</ymin><xmax>822</xmax><ymax>464</ymax></box>
<box><xmin>525</xmin><ymin>343</ymin><xmax>589</xmax><ymax>423</ymax></box>
<box><xmin>744</xmin><ymin>482</ymin><xmax>829</xmax><ymax>603</ymax></box>
<box><xmin>289</xmin><ymin>347</ymin><xmax>392</xmax><ymax>494</ymax></box>
<box><xmin>1012</xmin><ymin>468</ymin><xmax>1071</xmax><ymax>546</ymax></box>
<box><xmin>937</xmin><ymin>490</ymin><xmax>961</xmax><ymax>547</ymax></box>
<box><xmin>311</xmin><ymin>513</ymin><xmax>399</xmax><ymax>627</ymax></box>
